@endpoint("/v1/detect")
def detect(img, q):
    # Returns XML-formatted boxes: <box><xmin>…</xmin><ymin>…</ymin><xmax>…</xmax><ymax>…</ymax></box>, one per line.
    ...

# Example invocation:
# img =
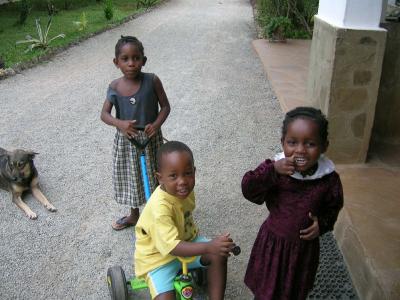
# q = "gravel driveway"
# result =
<box><xmin>0</xmin><ymin>0</ymin><xmax>282</xmax><ymax>299</ymax></box>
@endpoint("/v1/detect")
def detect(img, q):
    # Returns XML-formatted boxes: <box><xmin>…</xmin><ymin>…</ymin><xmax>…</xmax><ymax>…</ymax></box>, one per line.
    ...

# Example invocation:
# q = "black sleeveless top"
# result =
<box><xmin>106</xmin><ymin>73</ymin><xmax>159</xmax><ymax>126</ymax></box>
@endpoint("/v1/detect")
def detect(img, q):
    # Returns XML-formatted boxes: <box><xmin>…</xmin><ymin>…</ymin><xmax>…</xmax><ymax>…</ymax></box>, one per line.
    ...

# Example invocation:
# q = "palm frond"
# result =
<box><xmin>47</xmin><ymin>34</ymin><xmax>65</xmax><ymax>44</ymax></box>
<box><xmin>35</xmin><ymin>19</ymin><xmax>43</xmax><ymax>42</ymax></box>
<box><xmin>44</xmin><ymin>16</ymin><xmax>53</xmax><ymax>41</ymax></box>
<box><xmin>16</xmin><ymin>38</ymin><xmax>41</xmax><ymax>45</ymax></box>
<box><xmin>24</xmin><ymin>43</ymin><xmax>43</xmax><ymax>53</ymax></box>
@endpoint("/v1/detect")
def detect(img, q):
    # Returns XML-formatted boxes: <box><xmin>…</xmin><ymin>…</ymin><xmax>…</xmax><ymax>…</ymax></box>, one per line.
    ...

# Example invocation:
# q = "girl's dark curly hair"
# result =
<box><xmin>115</xmin><ymin>35</ymin><xmax>144</xmax><ymax>58</ymax></box>
<box><xmin>282</xmin><ymin>107</ymin><xmax>329</xmax><ymax>144</ymax></box>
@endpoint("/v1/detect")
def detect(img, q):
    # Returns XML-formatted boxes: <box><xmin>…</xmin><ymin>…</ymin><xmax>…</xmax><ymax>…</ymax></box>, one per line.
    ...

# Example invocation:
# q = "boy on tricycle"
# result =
<box><xmin>134</xmin><ymin>141</ymin><xmax>238</xmax><ymax>300</ymax></box>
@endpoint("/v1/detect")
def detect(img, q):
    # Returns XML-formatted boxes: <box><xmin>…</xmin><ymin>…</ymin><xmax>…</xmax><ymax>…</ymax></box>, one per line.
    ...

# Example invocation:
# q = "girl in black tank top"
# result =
<box><xmin>101</xmin><ymin>36</ymin><xmax>171</xmax><ymax>230</ymax></box>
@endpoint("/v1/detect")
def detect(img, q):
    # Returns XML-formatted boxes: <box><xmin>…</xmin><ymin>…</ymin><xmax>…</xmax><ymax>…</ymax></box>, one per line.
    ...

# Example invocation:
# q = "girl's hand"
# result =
<box><xmin>119</xmin><ymin>120</ymin><xmax>138</xmax><ymax>139</ymax></box>
<box><xmin>207</xmin><ymin>233</ymin><xmax>235</xmax><ymax>257</ymax></box>
<box><xmin>300</xmin><ymin>213</ymin><xmax>320</xmax><ymax>240</ymax></box>
<box><xmin>144</xmin><ymin>123</ymin><xmax>158</xmax><ymax>138</ymax></box>
<box><xmin>274</xmin><ymin>154</ymin><xmax>295</xmax><ymax>175</ymax></box>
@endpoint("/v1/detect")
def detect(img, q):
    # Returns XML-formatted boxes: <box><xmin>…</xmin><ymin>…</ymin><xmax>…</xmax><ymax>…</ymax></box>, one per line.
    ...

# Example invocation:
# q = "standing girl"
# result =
<box><xmin>242</xmin><ymin>107</ymin><xmax>343</xmax><ymax>299</ymax></box>
<box><xmin>101</xmin><ymin>36</ymin><xmax>170</xmax><ymax>230</ymax></box>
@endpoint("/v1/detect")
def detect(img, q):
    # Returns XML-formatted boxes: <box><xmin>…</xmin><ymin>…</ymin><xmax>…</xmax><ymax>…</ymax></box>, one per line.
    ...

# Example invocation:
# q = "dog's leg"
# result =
<box><xmin>30</xmin><ymin>177</ymin><xmax>57</xmax><ymax>212</ymax></box>
<box><xmin>12</xmin><ymin>195</ymin><xmax>38</xmax><ymax>220</ymax></box>
<box><xmin>31</xmin><ymin>186</ymin><xmax>57</xmax><ymax>212</ymax></box>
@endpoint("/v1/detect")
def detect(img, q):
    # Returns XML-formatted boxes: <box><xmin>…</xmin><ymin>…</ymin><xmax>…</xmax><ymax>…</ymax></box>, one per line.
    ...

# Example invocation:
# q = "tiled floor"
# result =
<box><xmin>253</xmin><ymin>38</ymin><xmax>400</xmax><ymax>299</ymax></box>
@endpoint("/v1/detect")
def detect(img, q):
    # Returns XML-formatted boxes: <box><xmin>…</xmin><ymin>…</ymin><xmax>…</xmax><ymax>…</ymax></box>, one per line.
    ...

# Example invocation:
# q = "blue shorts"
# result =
<box><xmin>146</xmin><ymin>236</ymin><xmax>209</xmax><ymax>299</ymax></box>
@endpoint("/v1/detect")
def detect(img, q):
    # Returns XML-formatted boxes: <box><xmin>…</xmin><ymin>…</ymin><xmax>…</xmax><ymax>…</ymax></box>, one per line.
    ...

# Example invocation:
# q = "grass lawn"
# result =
<box><xmin>0</xmin><ymin>0</ymin><xmax>160</xmax><ymax>69</ymax></box>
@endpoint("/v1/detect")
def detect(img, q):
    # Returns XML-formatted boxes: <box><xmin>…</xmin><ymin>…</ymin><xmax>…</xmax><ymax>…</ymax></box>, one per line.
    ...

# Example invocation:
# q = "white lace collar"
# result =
<box><xmin>273</xmin><ymin>152</ymin><xmax>335</xmax><ymax>181</ymax></box>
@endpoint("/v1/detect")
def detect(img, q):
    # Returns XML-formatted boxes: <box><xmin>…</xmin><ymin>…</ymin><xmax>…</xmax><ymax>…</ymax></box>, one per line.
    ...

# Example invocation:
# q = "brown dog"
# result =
<box><xmin>0</xmin><ymin>147</ymin><xmax>56</xmax><ymax>219</ymax></box>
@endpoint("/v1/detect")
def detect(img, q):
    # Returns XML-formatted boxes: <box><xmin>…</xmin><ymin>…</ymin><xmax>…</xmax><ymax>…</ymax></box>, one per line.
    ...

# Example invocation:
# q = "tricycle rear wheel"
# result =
<box><xmin>107</xmin><ymin>266</ymin><xmax>129</xmax><ymax>300</ymax></box>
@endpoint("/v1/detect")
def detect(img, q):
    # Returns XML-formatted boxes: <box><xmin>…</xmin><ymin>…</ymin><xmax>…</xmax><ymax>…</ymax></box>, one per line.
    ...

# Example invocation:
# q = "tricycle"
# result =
<box><xmin>107</xmin><ymin>246</ymin><xmax>241</xmax><ymax>300</ymax></box>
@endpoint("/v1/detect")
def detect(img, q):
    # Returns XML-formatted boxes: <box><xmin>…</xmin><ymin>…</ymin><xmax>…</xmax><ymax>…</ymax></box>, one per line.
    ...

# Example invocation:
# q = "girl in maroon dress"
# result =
<box><xmin>242</xmin><ymin>107</ymin><xmax>343</xmax><ymax>300</ymax></box>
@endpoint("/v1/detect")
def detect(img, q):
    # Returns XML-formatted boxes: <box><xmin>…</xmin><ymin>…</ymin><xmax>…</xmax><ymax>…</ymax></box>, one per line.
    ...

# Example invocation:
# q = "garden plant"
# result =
<box><xmin>104</xmin><ymin>0</ymin><xmax>114</xmax><ymax>20</ymax></box>
<box><xmin>256</xmin><ymin>0</ymin><xmax>318</xmax><ymax>39</ymax></box>
<box><xmin>73</xmin><ymin>12</ymin><xmax>88</xmax><ymax>31</ymax></box>
<box><xmin>16</xmin><ymin>17</ymin><xmax>65</xmax><ymax>52</ymax></box>
<box><xmin>266</xmin><ymin>16</ymin><xmax>292</xmax><ymax>42</ymax></box>
<box><xmin>0</xmin><ymin>0</ymin><xmax>161</xmax><ymax>72</ymax></box>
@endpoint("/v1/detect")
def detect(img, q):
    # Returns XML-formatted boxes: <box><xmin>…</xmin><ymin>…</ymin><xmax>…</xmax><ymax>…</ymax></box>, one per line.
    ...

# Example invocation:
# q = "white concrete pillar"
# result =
<box><xmin>318</xmin><ymin>0</ymin><xmax>384</xmax><ymax>29</ymax></box>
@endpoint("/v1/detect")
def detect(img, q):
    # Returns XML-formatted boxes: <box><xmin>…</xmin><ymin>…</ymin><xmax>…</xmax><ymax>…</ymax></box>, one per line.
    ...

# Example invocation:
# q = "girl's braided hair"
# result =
<box><xmin>115</xmin><ymin>35</ymin><xmax>144</xmax><ymax>57</ymax></box>
<box><xmin>282</xmin><ymin>107</ymin><xmax>329</xmax><ymax>144</ymax></box>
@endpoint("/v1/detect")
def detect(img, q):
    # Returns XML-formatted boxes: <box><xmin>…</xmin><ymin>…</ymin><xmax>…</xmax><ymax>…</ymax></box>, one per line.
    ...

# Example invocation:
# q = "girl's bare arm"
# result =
<box><xmin>100</xmin><ymin>100</ymin><xmax>137</xmax><ymax>137</ymax></box>
<box><xmin>152</xmin><ymin>75</ymin><xmax>170</xmax><ymax>129</ymax></box>
<box><xmin>100</xmin><ymin>100</ymin><xmax>121</xmax><ymax>128</ymax></box>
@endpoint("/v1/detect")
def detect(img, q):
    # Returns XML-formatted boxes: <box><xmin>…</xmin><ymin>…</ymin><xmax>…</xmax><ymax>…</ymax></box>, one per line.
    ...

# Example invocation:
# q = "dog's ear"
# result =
<box><xmin>26</xmin><ymin>151</ymin><xmax>39</xmax><ymax>160</ymax></box>
<box><xmin>1</xmin><ymin>151</ymin><xmax>12</xmax><ymax>167</ymax></box>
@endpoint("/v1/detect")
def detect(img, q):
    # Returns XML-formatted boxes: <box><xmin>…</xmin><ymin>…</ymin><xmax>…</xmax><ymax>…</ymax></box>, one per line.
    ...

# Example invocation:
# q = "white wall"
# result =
<box><xmin>318</xmin><ymin>0</ymin><xmax>385</xmax><ymax>29</ymax></box>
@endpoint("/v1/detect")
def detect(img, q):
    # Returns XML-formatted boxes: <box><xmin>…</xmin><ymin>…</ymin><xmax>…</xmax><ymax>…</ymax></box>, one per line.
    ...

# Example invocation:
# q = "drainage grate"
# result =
<box><xmin>308</xmin><ymin>232</ymin><xmax>358</xmax><ymax>299</ymax></box>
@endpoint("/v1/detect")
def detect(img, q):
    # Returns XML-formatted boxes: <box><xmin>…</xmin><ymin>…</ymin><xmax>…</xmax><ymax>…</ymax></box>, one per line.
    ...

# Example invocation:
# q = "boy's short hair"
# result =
<box><xmin>157</xmin><ymin>141</ymin><xmax>194</xmax><ymax>171</ymax></box>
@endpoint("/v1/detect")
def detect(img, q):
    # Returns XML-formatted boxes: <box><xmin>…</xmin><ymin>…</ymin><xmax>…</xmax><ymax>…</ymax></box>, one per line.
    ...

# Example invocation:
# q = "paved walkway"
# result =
<box><xmin>252</xmin><ymin>39</ymin><xmax>311</xmax><ymax>112</ymax></box>
<box><xmin>0</xmin><ymin>0</ymin><xmax>282</xmax><ymax>299</ymax></box>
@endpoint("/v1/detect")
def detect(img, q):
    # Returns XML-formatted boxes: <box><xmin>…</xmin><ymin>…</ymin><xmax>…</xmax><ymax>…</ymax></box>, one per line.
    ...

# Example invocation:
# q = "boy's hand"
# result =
<box><xmin>207</xmin><ymin>233</ymin><xmax>235</xmax><ymax>257</ymax></box>
<box><xmin>300</xmin><ymin>213</ymin><xmax>320</xmax><ymax>240</ymax></box>
<box><xmin>274</xmin><ymin>154</ymin><xmax>296</xmax><ymax>175</ymax></box>
<box><xmin>144</xmin><ymin>123</ymin><xmax>158</xmax><ymax>138</ymax></box>
<box><xmin>119</xmin><ymin>120</ymin><xmax>138</xmax><ymax>139</ymax></box>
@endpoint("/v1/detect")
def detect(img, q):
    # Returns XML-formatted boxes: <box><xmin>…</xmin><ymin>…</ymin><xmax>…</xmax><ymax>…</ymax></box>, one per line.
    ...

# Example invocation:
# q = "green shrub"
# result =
<box><xmin>63</xmin><ymin>0</ymin><xmax>72</xmax><ymax>10</ymax></box>
<box><xmin>137</xmin><ymin>0</ymin><xmax>158</xmax><ymax>9</ymax></box>
<box><xmin>256</xmin><ymin>0</ymin><xmax>318</xmax><ymax>39</ymax></box>
<box><xmin>73</xmin><ymin>12</ymin><xmax>88</xmax><ymax>31</ymax></box>
<box><xmin>104</xmin><ymin>0</ymin><xmax>114</xmax><ymax>20</ymax></box>
<box><xmin>17</xmin><ymin>0</ymin><xmax>31</xmax><ymax>25</ymax></box>
<box><xmin>0</xmin><ymin>57</ymin><xmax>5</xmax><ymax>69</ymax></box>
<box><xmin>266</xmin><ymin>16</ymin><xmax>291</xmax><ymax>41</ymax></box>
<box><xmin>29</xmin><ymin>0</ymin><xmax>96</xmax><ymax>11</ymax></box>
<box><xmin>46</xmin><ymin>0</ymin><xmax>58</xmax><ymax>15</ymax></box>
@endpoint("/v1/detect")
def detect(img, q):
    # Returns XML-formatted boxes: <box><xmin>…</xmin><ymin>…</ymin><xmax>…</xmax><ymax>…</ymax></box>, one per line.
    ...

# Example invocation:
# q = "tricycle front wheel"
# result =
<box><xmin>107</xmin><ymin>266</ymin><xmax>129</xmax><ymax>300</ymax></box>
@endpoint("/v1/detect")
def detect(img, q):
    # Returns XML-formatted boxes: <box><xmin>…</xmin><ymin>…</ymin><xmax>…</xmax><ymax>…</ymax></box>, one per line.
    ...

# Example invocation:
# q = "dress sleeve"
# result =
<box><xmin>318</xmin><ymin>172</ymin><xmax>344</xmax><ymax>235</ymax></box>
<box><xmin>241</xmin><ymin>159</ymin><xmax>279</xmax><ymax>205</ymax></box>
<box><xmin>151</xmin><ymin>204</ymin><xmax>181</xmax><ymax>256</ymax></box>
<box><xmin>106</xmin><ymin>86</ymin><xmax>116</xmax><ymax>105</ymax></box>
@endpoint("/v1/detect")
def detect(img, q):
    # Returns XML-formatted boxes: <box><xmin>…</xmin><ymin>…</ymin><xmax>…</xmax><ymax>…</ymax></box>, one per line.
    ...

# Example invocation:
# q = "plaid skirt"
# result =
<box><xmin>112</xmin><ymin>129</ymin><xmax>163</xmax><ymax>207</ymax></box>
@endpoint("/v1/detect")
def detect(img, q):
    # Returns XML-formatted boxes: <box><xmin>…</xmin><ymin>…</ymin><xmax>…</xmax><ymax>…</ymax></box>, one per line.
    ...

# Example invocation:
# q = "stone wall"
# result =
<box><xmin>307</xmin><ymin>17</ymin><xmax>387</xmax><ymax>163</ymax></box>
<box><xmin>371</xmin><ymin>22</ymin><xmax>400</xmax><ymax>145</ymax></box>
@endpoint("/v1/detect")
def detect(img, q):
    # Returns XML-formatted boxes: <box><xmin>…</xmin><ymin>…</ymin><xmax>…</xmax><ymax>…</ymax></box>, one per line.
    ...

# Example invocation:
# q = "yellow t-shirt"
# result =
<box><xmin>134</xmin><ymin>186</ymin><xmax>199</xmax><ymax>277</ymax></box>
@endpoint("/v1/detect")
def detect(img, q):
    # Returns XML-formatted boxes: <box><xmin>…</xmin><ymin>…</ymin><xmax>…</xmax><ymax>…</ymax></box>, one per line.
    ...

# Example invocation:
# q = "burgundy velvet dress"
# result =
<box><xmin>242</xmin><ymin>159</ymin><xmax>343</xmax><ymax>300</ymax></box>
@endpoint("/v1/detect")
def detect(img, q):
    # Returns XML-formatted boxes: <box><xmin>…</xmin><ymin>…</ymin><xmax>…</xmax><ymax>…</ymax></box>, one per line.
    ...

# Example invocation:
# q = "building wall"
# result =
<box><xmin>372</xmin><ymin>22</ymin><xmax>400</xmax><ymax>145</ymax></box>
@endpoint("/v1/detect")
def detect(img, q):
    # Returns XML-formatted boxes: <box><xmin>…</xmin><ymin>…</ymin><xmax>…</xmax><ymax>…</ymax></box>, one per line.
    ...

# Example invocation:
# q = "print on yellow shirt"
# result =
<box><xmin>134</xmin><ymin>186</ymin><xmax>199</xmax><ymax>278</ymax></box>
